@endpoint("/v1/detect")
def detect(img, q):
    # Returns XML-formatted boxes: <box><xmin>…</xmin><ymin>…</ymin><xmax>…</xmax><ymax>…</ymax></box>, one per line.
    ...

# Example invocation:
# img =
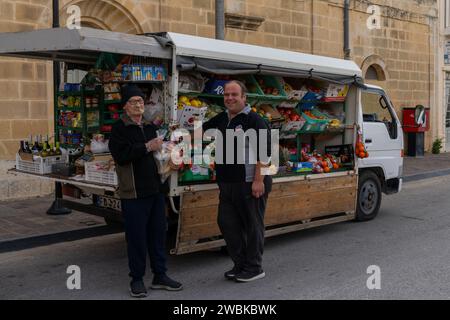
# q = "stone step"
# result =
<box><xmin>0</xmin><ymin>160</ymin><xmax>54</xmax><ymax>201</ymax></box>
<box><xmin>0</xmin><ymin>175</ymin><xmax>54</xmax><ymax>201</ymax></box>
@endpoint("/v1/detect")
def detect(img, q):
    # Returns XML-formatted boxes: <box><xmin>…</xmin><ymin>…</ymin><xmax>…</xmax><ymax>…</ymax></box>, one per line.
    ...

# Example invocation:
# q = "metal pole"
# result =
<box><xmin>215</xmin><ymin>0</ymin><xmax>225</xmax><ymax>40</ymax></box>
<box><xmin>48</xmin><ymin>0</ymin><xmax>71</xmax><ymax>215</ymax></box>
<box><xmin>344</xmin><ymin>0</ymin><xmax>351</xmax><ymax>60</ymax></box>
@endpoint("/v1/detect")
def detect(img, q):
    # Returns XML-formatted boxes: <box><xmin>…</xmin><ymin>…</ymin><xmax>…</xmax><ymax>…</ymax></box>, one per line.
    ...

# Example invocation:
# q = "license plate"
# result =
<box><xmin>96</xmin><ymin>195</ymin><xmax>121</xmax><ymax>211</ymax></box>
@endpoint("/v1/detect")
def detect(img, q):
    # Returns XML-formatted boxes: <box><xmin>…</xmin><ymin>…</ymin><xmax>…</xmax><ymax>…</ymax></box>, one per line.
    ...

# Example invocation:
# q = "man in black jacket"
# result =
<box><xmin>109</xmin><ymin>85</ymin><xmax>182</xmax><ymax>298</ymax></box>
<box><xmin>203</xmin><ymin>80</ymin><xmax>272</xmax><ymax>283</ymax></box>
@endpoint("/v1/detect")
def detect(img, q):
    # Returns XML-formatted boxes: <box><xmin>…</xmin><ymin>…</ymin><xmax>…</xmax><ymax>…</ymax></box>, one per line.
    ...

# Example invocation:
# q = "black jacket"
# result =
<box><xmin>203</xmin><ymin>107</ymin><xmax>272</xmax><ymax>184</ymax></box>
<box><xmin>109</xmin><ymin>114</ymin><xmax>161</xmax><ymax>199</ymax></box>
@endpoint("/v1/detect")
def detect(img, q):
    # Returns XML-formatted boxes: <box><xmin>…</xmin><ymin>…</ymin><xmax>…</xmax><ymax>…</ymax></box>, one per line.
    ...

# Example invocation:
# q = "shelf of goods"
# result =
<box><xmin>176</xmin><ymin>74</ymin><xmax>351</xmax><ymax>184</ymax></box>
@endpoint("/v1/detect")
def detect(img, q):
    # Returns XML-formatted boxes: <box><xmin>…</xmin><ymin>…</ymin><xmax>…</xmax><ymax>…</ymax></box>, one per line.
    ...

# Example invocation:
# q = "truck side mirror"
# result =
<box><xmin>379</xmin><ymin>96</ymin><xmax>388</xmax><ymax>109</ymax></box>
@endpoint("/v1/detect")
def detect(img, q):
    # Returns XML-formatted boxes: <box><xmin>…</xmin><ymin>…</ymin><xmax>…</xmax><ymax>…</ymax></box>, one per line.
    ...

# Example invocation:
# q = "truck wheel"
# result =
<box><xmin>356</xmin><ymin>171</ymin><xmax>382</xmax><ymax>221</ymax></box>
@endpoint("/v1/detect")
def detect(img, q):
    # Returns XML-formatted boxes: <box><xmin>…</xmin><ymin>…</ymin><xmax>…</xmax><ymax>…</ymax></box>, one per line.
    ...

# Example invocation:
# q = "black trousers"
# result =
<box><xmin>121</xmin><ymin>194</ymin><xmax>167</xmax><ymax>280</ymax></box>
<box><xmin>217</xmin><ymin>178</ymin><xmax>271</xmax><ymax>273</ymax></box>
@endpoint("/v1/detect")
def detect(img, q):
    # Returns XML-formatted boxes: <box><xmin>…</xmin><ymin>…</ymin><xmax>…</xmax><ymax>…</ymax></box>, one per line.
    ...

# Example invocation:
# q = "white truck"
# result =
<box><xmin>0</xmin><ymin>28</ymin><xmax>403</xmax><ymax>254</ymax></box>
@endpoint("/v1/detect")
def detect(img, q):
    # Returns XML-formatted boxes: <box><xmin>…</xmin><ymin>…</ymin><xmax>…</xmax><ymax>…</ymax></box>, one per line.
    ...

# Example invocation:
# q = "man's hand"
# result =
<box><xmin>252</xmin><ymin>180</ymin><xmax>265</xmax><ymax>198</ymax></box>
<box><xmin>146</xmin><ymin>137</ymin><xmax>163</xmax><ymax>152</ymax></box>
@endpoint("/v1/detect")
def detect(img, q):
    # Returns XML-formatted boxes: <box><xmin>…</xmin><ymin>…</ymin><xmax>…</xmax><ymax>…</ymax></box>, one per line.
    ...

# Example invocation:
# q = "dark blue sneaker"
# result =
<box><xmin>129</xmin><ymin>279</ymin><xmax>147</xmax><ymax>298</ymax></box>
<box><xmin>151</xmin><ymin>274</ymin><xmax>183</xmax><ymax>291</ymax></box>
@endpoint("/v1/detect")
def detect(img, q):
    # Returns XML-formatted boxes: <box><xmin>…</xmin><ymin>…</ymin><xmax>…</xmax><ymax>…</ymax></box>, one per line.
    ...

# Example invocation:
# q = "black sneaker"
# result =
<box><xmin>224</xmin><ymin>266</ymin><xmax>241</xmax><ymax>280</ymax></box>
<box><xmin>151</xmin><ymin>274</ymin><xmax>183</xmax><ymax>291</ymax></box>
<box><xmin>235</xmin><ymin>270</ymin><xmax>266</xmax><ymax>282</ymax></box>
<box><xmin>129</xmin><ymin>279</ymin><xmax>148</xmax><ymax>298</ymax></box>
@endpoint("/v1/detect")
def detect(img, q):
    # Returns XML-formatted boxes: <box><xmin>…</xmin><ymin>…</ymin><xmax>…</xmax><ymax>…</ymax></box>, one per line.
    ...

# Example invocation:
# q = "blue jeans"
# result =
<box><xmin>121</xmin><ymin>194</ymin><xmax>167</xmax><ymax>280</ymax></box>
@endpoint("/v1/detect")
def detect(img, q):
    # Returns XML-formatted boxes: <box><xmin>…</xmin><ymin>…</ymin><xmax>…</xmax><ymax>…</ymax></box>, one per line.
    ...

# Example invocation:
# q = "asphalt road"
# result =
<box><xmin>0</xmin><ymin>176</ymin><xmax>449</xmax><ymax>300</ymax></box>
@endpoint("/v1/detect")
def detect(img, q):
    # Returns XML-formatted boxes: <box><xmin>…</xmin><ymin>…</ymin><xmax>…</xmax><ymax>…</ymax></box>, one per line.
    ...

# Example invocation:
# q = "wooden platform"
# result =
<box><xmin>172</xmin><ymin>173</ymin><xmax>358</xmax><ymax>254</ymax></box>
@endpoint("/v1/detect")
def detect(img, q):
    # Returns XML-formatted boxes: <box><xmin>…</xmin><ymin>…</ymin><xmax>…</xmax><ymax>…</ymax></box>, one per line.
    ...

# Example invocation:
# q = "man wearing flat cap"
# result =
<box><xmin>109</xmin><ymin>85</ymin><xmax>182</xmax><ymax>298</ymax></box>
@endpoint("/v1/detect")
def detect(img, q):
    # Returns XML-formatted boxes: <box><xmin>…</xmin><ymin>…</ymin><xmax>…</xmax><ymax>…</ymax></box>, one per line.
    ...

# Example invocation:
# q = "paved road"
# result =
<box><xmin>0</xmin><ymin>176</ymin><xmax>449</xmax><ymax>300</ymax></box>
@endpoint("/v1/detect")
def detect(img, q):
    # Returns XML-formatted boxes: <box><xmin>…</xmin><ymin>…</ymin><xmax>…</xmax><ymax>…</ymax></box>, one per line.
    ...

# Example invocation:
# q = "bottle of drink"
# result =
<box><xmin>24</xmin><ymin>141</ymin><xmax>32</xmax><ymax>154</ymax></box>
<box><xmin>38</xmin><ymin>135</ymin><xmax>43</xmax><ymax>152</ymax></box>
<box><xmin>47</xmin><ymin>142</ymin><xmax>52</xmax><ymax>156</ymax></box>
<box><xmin>19</xmin><ymin>140</ymin><xmax>25</xmax><ymax>153</ymax></box>
<box><xmin>55</xmin><ymin>142</ymin><xmax>62</xmax><ymax>156</ymax></box>
<box><xmin>32</xmin><ymin>135</ymin><xmax>40</xmax><ymax>155</ymax></box>
<box><xmin>48</xmin><ymin>143</ymin><xmax>54</xmax><ymax>156</ymax></box>
<box><xmin>41</xmin><ymin>142</ymin><xmax>49</xmax><ymax>158</ymax></box>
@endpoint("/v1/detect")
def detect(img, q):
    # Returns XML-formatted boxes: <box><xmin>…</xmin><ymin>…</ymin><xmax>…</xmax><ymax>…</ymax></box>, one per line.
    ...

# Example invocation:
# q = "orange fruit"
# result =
<box><xmin>365</xmin><ymin>152</ymin><xmax>369</xmax><ymax>158</ymax></box>
<box><xmin>324</xmin><ymin>167</ymin><xmax>331</xmax><ymax>173</ymax></box>
<box><xmin>359</xmin><ymin>152</ymin><xmax>366</xmax><ymax>158</ymax></box>
<box><xmin>333</xmin><ymin>163</ymin><xmax>339</xmax><ymax>170</ymax></box>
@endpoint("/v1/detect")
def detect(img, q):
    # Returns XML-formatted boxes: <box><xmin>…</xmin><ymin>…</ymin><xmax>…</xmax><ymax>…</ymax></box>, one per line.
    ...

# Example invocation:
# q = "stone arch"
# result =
<box><xmin>60</xmin><ymin>0</ymin><xmax>143</xmax><ymax>34</ymax></box>
<box><xmin>80</xmin><ymin>18</ymin><xmax>111</xmax><ymax>31</ymax></box>
<box><xmin>361</xmin><ymin>55</ymin><xmax>389</xmax><ymax>82</ymax></box>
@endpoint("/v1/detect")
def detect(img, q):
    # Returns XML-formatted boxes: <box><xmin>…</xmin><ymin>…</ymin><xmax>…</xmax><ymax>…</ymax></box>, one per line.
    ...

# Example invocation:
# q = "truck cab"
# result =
<box><xmin>356</xmin><ymin>84</ymin><xmax>403</xmax><ymax>221</ymax></box>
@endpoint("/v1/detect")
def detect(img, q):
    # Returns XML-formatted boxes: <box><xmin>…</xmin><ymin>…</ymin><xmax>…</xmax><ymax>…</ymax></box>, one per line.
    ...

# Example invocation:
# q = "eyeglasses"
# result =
<box><xmin>127</xmin><ymin>98</ymin><xmax>144</xmax><ymax>106</ymax></box>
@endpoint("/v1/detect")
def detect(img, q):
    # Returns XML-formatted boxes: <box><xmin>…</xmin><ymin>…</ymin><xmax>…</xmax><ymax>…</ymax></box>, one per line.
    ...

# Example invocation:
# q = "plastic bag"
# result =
<box><xmin>144</xmin><ymin>102</ymin><xmax>164</xmax><ymax>126</ymax></box>
<box><xmin>144</xmin><ymin>87</ymin><xmax>164</xmax><ymax>126</ymax></box>
<box><xmin>178</xmin><ymin>73</ymin><xmax>206</xmax><ymax>93</ymax></box>
<box><xmin>153</xmin><ymin>141</ymin><xmax>177</xmax><ymax>183</ymax></box>
<box><xmin>91</xmin><ymin>139</ymin><xmax>109</xmax><ymax>153</ymax></box>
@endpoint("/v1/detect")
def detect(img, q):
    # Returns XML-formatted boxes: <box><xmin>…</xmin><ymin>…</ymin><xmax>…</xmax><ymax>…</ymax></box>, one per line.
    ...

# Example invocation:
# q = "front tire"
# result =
<box><xmin>356</xmin><ymin>171</ymin><xmax>382</xmax><ymax>221</ymax></box>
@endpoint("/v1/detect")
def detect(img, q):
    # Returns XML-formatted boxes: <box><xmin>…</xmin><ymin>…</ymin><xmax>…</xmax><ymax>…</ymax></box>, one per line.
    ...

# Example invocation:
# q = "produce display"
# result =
<box><xmin>355</xmin><ymin>133</ymin><xmax>369</xmax><ymax>159</ymax></box>
<box><xmin>176</xmin><ymin>72</ymin><xmax>354</xmax><ymax>182</ymax></box>
<box><xmin>58</xmin><ymin>95</ymin><xmax>81</xmax><ymax>109</ymax></box>
<box><xmin>58</xmin><ymin>111</ymin><xmax>82</xmax><ymax>128</ymax></box>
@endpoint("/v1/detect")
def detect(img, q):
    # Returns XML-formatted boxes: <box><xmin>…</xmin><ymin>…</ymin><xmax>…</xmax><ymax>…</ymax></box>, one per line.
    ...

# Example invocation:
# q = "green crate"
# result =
<box><xmin>254</xmin><ymin>75</ymin><xmax>287</xmax><ymax>97</ymax></box>
<box><xmin>179</xmin><ymin>166</ymin><xmax>211</xmax><ymax>182</ymax></box>
<box><xmin>301</xmin><ymin>110</ymin><xmax>330</xmax><ymax>132</ymax></box>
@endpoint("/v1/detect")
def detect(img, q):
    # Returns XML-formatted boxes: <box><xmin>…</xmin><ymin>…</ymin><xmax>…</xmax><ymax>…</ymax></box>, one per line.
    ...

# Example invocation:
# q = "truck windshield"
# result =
<box><xmin>362</xmin><ymin>91</ymin><xmax>398</xmax><ymax>139</ymax></box>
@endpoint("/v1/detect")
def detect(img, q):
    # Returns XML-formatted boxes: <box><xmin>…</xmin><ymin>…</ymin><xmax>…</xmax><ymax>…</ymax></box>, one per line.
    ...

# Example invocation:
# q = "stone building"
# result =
<box><xmin>0</xmin><ymin>0</ymin><xmax>439</xmax><ymax>199</ymax></box>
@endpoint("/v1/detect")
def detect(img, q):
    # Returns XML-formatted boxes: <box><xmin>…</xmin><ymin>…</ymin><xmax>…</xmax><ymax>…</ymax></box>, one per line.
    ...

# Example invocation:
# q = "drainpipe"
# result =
<box><xmin>344</xmin><ymin>0</ymin><xmax>351</xmax><ymax>59</ymax></box>
<box><xmin>48</xmin><ymin>0</ymin><xmax>71</xmax><ymax>215</ymax></box>
<box><xmin>52</xmin><ymin>0</ymin><xmax>59</xmax><ymax>28</ymax></box>
<box><xmin>215</xmin><ymin>0</ymin><xmax>225</xmax><ymax>40</ymax></box>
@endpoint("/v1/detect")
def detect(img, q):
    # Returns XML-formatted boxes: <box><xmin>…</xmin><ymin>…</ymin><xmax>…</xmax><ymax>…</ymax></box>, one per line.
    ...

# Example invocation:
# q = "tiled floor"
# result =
<box><xmin>0</xmin><ymin>196</ymin><xmax>105</xmax><ymax>242</ymax></box>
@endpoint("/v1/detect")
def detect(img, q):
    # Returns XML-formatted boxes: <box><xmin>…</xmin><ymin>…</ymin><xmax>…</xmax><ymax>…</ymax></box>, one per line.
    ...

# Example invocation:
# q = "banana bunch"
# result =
<box><xmin>328</xmin><ymin>119</ymin><xmax>342</xmax><ymax>128</ymax></box>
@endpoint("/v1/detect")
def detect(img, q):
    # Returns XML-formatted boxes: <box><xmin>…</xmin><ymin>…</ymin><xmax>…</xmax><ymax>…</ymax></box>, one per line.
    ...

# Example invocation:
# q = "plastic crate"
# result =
<box><xmin>301</xmin><ymin>110</ymin><xmax>330</xmax><ymax>132</ymax></box>
<box><xmin>84</xmin><ymin>161</ymin><xmax>118</xmax><ymax>185</ymax></box>
<box><xmin>254</xmin><ymin>75</ymin><xmax>287</xmax><ymax>97</ymax></box>
<box><xmin>300</xmin><ymin>91</ymin><xmax>324</xmax><ymax>110</ymax></box>
<box><xmin>15</xmin><ymin>153</ymin><xmax>68</xmax><ymax>175</ymax></box>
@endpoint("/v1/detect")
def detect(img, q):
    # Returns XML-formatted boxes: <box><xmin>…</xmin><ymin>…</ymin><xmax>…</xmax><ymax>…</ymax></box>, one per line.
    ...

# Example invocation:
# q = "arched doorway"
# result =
<box><xmin>361</xmin><ymin>55</ymin><xmax>389</xmax><ymax>86</ymax></box>
<box><xmin>60</xmin><ymin>0</ymin><xmax>143</xmax><ymax>34</ymax></box>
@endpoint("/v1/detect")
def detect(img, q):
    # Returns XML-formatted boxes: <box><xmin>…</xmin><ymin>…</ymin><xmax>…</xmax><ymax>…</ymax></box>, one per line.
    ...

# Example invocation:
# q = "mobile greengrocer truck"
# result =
<box><xmin>0</xmin><ymin>28</ymin><xmax>403</xmax><ymax>254</ymax></box>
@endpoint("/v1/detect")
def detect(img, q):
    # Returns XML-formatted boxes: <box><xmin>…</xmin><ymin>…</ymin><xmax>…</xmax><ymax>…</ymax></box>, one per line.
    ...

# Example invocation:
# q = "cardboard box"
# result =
<box><xmin>323</xmin><ymin>84</ymin><xmax>349</xmax><ymax>102</ymax></box>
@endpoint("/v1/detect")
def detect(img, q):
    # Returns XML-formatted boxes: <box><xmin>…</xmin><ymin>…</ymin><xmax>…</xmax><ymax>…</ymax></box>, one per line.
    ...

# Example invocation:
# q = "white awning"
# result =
<box><xmin>166</xmin><ymin>32</ymin><xmax>362</xmax><ymax>78</ymax></box>
<box><xmin>0</xmin><ymin>27</ymin><xmax>172</xmax><ymax>64</ymax></box>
